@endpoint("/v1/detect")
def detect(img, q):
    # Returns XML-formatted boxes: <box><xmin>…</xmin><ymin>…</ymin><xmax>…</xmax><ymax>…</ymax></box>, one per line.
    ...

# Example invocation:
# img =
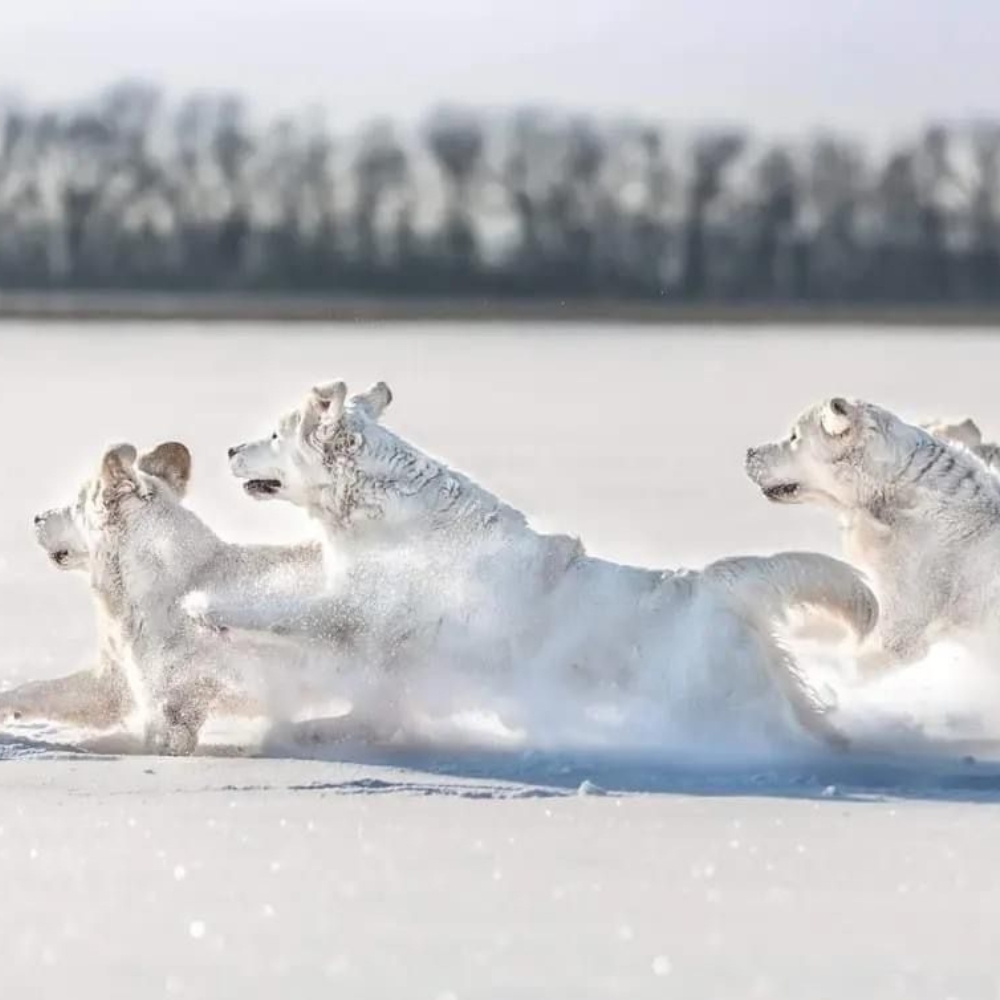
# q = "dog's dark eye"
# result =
<box><xmin>271</xmin><ymin>432</ymin><xmax>278</xmax><ymax>441</ymax></box>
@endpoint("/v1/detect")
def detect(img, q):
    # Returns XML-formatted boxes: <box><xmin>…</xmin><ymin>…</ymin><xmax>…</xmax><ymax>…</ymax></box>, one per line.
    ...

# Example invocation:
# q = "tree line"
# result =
<box><xmin>0</xmin><ymin>82</ymin><xmax>997</xmax><ymax>303</ymax></box>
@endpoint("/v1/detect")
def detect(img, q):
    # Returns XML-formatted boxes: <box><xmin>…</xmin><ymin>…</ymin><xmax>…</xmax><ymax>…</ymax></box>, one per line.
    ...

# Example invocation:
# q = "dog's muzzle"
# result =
<box><xmin>745</xmin><ymin>447</ymin><xmax>767</xmax><ymax>481</ymax></box>
<box><xmin>745</xmin><ymin>448</ymin><xmax>801</xmax><ymax>502</ymax></box>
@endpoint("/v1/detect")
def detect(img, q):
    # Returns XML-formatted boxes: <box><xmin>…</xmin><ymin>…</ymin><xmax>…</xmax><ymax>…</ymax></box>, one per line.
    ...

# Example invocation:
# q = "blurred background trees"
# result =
<box><xmin>0</xmin><ymin>81</ymin><xmax>997</xmax><ymax>303</ymax></box>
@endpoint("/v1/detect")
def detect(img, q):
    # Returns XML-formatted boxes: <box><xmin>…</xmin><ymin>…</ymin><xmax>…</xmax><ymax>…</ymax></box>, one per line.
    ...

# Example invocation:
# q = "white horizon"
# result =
<box><xmin>1</xmin><ymin>0</ymin><xmax>997</xmax><ymax>140</ymax></box>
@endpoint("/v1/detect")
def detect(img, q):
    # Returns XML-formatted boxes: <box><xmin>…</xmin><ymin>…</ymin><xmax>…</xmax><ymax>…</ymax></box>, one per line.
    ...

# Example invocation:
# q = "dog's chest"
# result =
<box><xmin>841</xmin><ymin>512</ymin><xmax>893</xmax><ymax>573</ymax></box>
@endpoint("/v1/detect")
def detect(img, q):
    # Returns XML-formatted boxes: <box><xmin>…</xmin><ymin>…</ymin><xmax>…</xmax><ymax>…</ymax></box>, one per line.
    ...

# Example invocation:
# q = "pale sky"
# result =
<box><xmin>1</xmin><ymin>0</ymin><xmax>998</xmax><ymax>138</ymax></box>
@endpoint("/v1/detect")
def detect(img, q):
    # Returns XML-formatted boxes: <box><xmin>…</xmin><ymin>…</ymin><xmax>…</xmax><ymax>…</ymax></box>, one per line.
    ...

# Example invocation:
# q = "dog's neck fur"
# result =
<box><xmin>854</xmin><ymin>434</ymin><xmax>1000</xmax><ymax>531</ymax></box>
<box><xmin>841</xmin><ymin>435</ymin><xmax>1000</xmax><ymax>651</ymax></box>
<box><xmin>309</xmin><ymin>425</ymin><xmax>529</xmax><ymax>552</ymax></box>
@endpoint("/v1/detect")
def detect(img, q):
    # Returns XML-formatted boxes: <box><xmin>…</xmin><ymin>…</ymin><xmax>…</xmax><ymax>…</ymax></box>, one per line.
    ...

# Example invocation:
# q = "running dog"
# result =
<box><xmin>212</xmin><ymin>379</ymin><xmax>880</xmax><ymax>747</ymax></box>
<box><xmin>747</xmin><ymin>397</ymin><xmax>1000</xmax><ymax>663</ymax></box>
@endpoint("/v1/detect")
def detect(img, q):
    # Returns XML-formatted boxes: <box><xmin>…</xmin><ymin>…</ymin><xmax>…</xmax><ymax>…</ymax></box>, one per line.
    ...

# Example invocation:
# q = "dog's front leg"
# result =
<box><xmin>182</xmin><ymin>589</ymin><xmax>311</xmax><ymax>636</ymax></box>
<box><xmin>144</xmin><ymin>675</ymin><xmax>222</xmax><ymax>755</ymax></box>
<box><xmin>183</xmin><ymin>590</ymin><xmax>360</xmax><ymax>647</ymax></box>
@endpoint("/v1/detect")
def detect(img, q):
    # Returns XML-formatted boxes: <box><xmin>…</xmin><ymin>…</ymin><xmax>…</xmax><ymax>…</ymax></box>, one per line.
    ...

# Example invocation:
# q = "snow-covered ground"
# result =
<box><xmin>4</xmin><ymin>322</ymin><xmax>1000</xmax><ymax>998</ymax></box>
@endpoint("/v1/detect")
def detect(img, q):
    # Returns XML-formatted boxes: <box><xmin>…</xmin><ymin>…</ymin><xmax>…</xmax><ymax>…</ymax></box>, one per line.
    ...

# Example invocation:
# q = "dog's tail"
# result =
<box><xmin>705</xmin><ymin>551</ymin><xmax>878</xmax><ymax>640</ymax></box>
<box><xmin>704</xmin><ymin>551</ymin><xmax>879</xmax><ymax>749</ymax></box>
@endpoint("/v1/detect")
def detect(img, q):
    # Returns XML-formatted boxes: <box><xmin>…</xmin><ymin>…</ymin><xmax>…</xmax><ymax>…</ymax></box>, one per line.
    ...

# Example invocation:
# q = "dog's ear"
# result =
<box><xmin>100</xmin><ymin>443</ymin><xmax>138</xmax><ymax>491</ymax></box>
<box><xmin>353</xmin><ymin>381</ymin><xmax>393</xmax><ymax>420</ymax></box>
<box><xmin>301</xmin><ymin>380</ymin><xmax>347</xmax><ymax>439</ymax></box>
<box><xmin>954</xmin><ymin>417</ymin><xmax>984</xmax><ymax>447</ymax></box>
<box><xmin>820</xmin><ymin>397</ymin><xmax>854</xmax><ymax>437</ymax></box>
<box><xmin>138</xmin><ymin>442</ymin><xmax>192</xmax><ymax>497</ymax></box>
<box><xmin>925</xmin><ymin>417</ymin><xmax>983</xmax><ymax>449</ymax></box>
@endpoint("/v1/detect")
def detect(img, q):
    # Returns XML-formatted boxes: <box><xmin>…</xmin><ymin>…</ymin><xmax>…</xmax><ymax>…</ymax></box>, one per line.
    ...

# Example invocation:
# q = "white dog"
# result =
<box><xmin>19</xmin><ymin>442</ymin><xmax>328</xmax><ymax>753</ymax></box>
<box><xmin>7</xmin><ymin>449</ymin><xmax>192</xmax><ymax>728</ymax></box>
<box><xmin>746</xmin><ymin>397</ymin><xmax>1000</xmax><ymax>663</ymax></box>
<box><xmin>213</xmin><ymin>379</ymin><xmax>880</xmax><ymax>747</ymax></box>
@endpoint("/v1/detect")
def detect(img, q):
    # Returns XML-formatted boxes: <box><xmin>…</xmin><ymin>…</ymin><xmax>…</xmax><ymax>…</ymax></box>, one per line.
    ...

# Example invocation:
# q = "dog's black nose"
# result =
<box><xmin>745</xmin><ymin>447</ymin><xmax>757</xmax><ymax>467</ymax></box>
<box><xmin>33</xmin><ymin>513</ymin><xmax>43</xmax><ymax>526</ymax></box>
<box><xmin>227</xmin><ymin>445</ymin><xmax>239</xmax><ymax>459</ymax></box>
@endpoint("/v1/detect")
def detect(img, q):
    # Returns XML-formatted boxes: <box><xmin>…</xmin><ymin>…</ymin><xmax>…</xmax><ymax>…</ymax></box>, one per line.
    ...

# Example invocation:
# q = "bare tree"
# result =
<box><xmin>425</xmin><ymin>108</ymin><xmax>485</xmax><ymax>272</ymax></box>
<box><xmin>0</xmin><ymin>82</ymin><xmax>996</xmax><ymax>306</ymax></box>
<box><xmin>681</xmin><ymin>132</ymin><xmax>745</xmax><ymax>298</ymax></box>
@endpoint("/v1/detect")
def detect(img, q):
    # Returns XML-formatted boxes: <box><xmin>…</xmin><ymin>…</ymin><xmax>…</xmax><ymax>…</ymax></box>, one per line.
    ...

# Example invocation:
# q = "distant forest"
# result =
<box><xmin>0</xmin><ymin>82</ymin><xmax>998</xmax><ymax>303</ymax></box>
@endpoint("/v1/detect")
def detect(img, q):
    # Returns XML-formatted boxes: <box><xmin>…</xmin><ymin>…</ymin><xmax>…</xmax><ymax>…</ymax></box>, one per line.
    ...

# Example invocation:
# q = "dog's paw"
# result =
<box><xmin>181</xmin><ymin>591</ymin><xmax>230</xmax><ymax>638</ymax></box>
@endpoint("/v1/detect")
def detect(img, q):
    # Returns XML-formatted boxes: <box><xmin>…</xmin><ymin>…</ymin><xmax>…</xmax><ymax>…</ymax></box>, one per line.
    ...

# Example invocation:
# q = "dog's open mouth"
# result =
<box><xmin>762</xmin><ymin>482</ymin><xmax>801</xmax><ymax>502</ymax></box>
<box><xmin>244</xmin><ymin>479</ymin><xmax>283</xmax><ymax>498</ymax></box>
<box><xmin>51</xmin><ymin>549</ymin><xmax>70</xmax><ymax>567</ymax></box>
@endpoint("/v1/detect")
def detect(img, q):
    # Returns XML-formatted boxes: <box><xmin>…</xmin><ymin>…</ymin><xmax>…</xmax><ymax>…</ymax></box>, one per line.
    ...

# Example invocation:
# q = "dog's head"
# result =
<box><xmin>745</xmin><ymin>397</ymin><xmax>930</xmax><ymax>511</ymax></box>
<box><xmin>33</xmin><ymin>442</ymin><xmax>192</xmax><ymax>568</ymax></box>
<box><xmin>228</xmin><ymin>380</ymin><xmax>395</xmax><ymax>511</ymax></box>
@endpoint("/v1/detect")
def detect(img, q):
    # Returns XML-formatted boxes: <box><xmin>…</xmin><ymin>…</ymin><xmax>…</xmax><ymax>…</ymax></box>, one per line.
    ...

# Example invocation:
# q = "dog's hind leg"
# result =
<box><xmin>0</xmin><ymin>664</ymin><xmax>130</xmax><ymax>728</ymax></box>
<box><xmin>765</xmin><ymin>632</ymin><xmax>850</xmax><ymax>750</ymax></box>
